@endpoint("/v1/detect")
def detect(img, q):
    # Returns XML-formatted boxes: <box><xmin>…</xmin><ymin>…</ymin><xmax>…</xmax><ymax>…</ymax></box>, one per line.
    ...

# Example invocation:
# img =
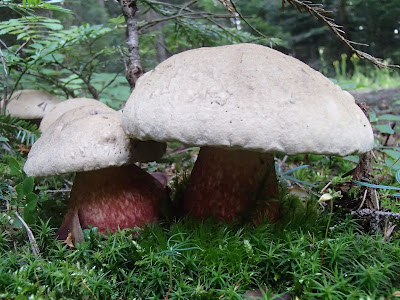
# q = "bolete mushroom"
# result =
<box><xmin>24</xmin><ymin>105</ymin><xmax>167</xmax><ymax>242</ymax></box>
<box><xmin>121</xmin><ymin>43</ymin><xmax>374</xmax><ymax>222</ymax></box>
<box><xmin>39</xmin><ymin>97</ymin><xmax>109</xmax><ymax>132</ymax></box>
<box><xmin>3</xmin><ymin>89</ymin><xmax>61</xmax><ymax>125</ymax></box>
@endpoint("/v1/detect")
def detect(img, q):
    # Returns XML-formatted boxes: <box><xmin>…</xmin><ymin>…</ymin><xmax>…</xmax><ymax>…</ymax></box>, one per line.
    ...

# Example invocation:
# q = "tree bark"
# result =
<box><xmin>118</xmin><ymin>0</ymin><xmax>143</xmax><ymax>90</ymax></box>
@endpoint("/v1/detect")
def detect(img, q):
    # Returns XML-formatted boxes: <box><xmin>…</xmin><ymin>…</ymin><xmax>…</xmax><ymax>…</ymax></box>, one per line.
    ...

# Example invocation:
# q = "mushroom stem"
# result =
<box><xmin>183</xmin><ymin>146</ymin><xmax>279</xmax><ymax>222</ymax></box>
<box><xmin>57</xmin><ymin>164</ymin><xmax>166</xmax><ymax>240</ymax></box>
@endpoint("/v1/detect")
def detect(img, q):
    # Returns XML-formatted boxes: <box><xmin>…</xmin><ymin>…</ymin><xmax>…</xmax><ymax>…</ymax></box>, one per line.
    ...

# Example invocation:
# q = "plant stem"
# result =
<box><xmin>320</xmin><ymin>198</ymin><xmax>333</xmax><ymax>267</ymax></box>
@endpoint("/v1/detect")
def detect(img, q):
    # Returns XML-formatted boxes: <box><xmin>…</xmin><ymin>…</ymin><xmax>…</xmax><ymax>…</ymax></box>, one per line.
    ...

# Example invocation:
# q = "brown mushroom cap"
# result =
<box><xmin>122</xmin><ymin>43</ymin><xmax>374</xmax><ymax>156</ymax></box>
<box><xmin>24</xmin><ymin>105</ymin><xmax>166</xmax><ymax>177</ymax></box>
<box><xmin>6</xmin><ymin>89</ymin><xmax>61</xmax><ymax>119</ymax></box>
<box><xmin>39</xmin><ymin>98</ymin><xmax>109</xmax><ymax>132</ymax></box>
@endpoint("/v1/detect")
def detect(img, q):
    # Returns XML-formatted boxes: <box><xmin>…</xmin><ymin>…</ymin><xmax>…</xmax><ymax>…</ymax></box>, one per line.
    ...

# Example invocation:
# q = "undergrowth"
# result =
<box><xmin>1</xmin><ymin>195</ymin><xmax>400</xmax><ymax>299</ymax></box>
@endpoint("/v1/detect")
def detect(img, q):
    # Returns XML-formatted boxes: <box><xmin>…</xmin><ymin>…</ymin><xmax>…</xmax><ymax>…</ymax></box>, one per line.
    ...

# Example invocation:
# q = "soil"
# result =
<box><xmin>350</xmin><ymin>87</ymin><xmax>400</xmax><ymax>113</ymax></box>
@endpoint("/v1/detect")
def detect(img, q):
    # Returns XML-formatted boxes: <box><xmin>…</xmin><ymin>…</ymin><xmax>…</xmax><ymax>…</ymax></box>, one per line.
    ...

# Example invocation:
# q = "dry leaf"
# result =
<box><xmin>392</xmin><ymin>291</ymin><xmax>400</xmax><ymax>297</ymax></box>
<box><xmin>63</xmin><ymin>233</ymin><xmax>75</xmax><ymax>248</ymax></box>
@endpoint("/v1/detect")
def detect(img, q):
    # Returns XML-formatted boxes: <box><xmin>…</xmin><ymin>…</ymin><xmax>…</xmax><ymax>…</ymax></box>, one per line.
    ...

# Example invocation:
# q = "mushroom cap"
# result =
<box><xmin>6</xmin><ymin>89</ymin><xmax>61</xmax><ymax>119</ymax></box>
<box><xmin>39</xmin><ymin>98</ymin><xmax>109</xmax><ymax>132</ymax></box>
<box><xmin>24</xmin><ymin>105</ymin><xmax>166</xmax><ymax>177</ymax></box>
<box><xmin>122</xmin><ymin>43</ymin><xmax>374</xmax><ymax>156</ymax></box>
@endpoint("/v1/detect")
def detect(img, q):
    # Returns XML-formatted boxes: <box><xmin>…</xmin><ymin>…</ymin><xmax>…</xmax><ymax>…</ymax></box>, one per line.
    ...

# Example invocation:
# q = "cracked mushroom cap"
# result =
<box><xmin>6</xmin><ymin>89</ymin><xmax>61</xmax><ymax>119</ymax></box>
<box><xmin>122</xmin><ymin>43</ymin><xmax>374</xmax><ymax>156</ymax></box>
<box><xmin>24</xmin><ymin>105</ymin><xmax>166</xmax><ymax>177</ymax></box>
<box><xmin>39</xmin><ymin>98</ymin><xmax>109</xmax><ymax>132</ymax></box>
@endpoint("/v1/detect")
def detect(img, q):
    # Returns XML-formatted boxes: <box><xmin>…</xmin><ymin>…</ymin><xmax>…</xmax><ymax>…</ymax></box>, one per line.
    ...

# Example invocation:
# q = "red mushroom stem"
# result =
<box><xmin>183</xmin><ymin>146</ymin><xmax>279</xmax><ymax>222</ymax></box>
<box><xmin>57</xmin><ymin>164</ymin><xmax>167</xmax><ymax>241</ymax></box>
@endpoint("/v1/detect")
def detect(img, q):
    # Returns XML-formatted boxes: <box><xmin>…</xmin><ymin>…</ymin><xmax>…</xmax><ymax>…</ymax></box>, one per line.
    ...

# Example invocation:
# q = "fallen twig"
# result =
<box><xmin>14</xmin><ymin>211</ymin><xmax>40</xmax><ymax>257</ymax></box>
<box><xmin>352</xmin><ymin>209</ymin><xmax>400</xmax><ymax>221</ymax></box>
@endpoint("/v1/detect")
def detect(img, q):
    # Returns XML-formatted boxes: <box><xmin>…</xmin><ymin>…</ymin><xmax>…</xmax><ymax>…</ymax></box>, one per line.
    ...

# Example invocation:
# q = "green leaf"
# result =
<box><xmin>378</xmin><ymin>114</ymin><xmax>400</xmax><ymax>122</ymax></box>
<box><xmin>282</xmin><ymin>175</ymin><xmax>317</xmax><ymax>188</ymax></box>
<box><xmin>8</xmin><ymin>157</ymin><xmax>22</xmax><ymax>176</ymax></box>
<box><xmin>374</xmin><ymin>124</ymin><xmax>394</xmax><ymax>134</ymax></box>
<box><xmin>24</xmin><ymin>192</ymin><xmax>38</xmax><ymax>224</ymax></box>
<box><xmin>22</xmin><ymin>177</ymin><xmax>34</xmax><ymax>195</ymax></box>
<box><xmin>42</xmin><ymin>22</ymin><xmax>63</xmax><ymax>31</ymax></box>
<box><xmin>15</xmin><ymin>183</ymin><xmax>24</xmax><ymax>201</ymax></box>
<box><xmin>396</xmin><ymin>170</ymin><xmax>400</xmax><ymax>185</ymax></box>
<box><xmin>385</xmin><ymin>158</ymin><xmax>400</xmax><ymax>171</ymax></box>
<box><xmin>0</xmin><ymin>115</ymin><xmax>40</xmax><ymax>146</ymax></box>
<box><xmin>25</xmin><ymin>193</ymin><xmax>38</xmax><ymax>211</ymax></box>
<box><xmin>382</xmin><ymin>150</ymin><xmax>400</xmax><ymax>160</ymax></box>
<box><xmin>343</xmin><ymin>155</ymin><xmax>359</xmax><ymax>163</ymax></box>
<box><xmin>369</xmin><ymin>111</ymin><xmax>377</xmax><ymax>122</ymax></box>
<box><xmin>0</xmin><ymin>137</ymin><xmax>9</xmax><ymax>142</ymax></box>
<box><xmin>281</xmin><ymin>165</ymin><xmax>310</xmax><ymax>176</ymax></box>
<box><xmin>352</xmin><ymin>180</ymin><xmax>400</xmax><ymax>191</ymax></box>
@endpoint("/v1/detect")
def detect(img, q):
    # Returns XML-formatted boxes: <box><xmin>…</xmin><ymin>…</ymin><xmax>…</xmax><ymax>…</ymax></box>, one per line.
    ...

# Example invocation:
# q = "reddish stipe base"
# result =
<box><xmin>57</xmin><ymin>165</ymin><xmax>166</xmax><ymax>241</ymax></box>
<box><xmin>183</xmin><ymin>147</ymin><xmax>279</xmax><ymax>223</ymax></box>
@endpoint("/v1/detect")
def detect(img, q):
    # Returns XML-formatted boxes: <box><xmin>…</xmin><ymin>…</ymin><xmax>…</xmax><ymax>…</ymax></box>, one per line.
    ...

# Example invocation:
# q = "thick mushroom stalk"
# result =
<box><xmin>183</xmin><ymin>147</ymin><xmax>279</xmax><ymax>222</ymax></box>
<box><xmin>58</xmin><ymin>164</ymin><xmax>166</xmax><ymax>240</ymax></box>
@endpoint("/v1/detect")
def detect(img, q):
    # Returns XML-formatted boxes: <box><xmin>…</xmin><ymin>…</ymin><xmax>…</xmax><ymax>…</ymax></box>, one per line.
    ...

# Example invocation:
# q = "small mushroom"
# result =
<box><xmin>39</xmin><ymin>98</ymin><xmax>109</xmax><ymax>132</ymax></box>
<box><xmin>3</xmin><ymin>89</ymin><xmax>61</xmax><ymax>125</ymax></box>
<box><xmin>24</xmin><ymin>105</ymin><xmax>167</xmax><ymax>242</ymax></box>
<box><xmin>122</xmin><ymin>43</ymin><xmax>374</xmax><ymax>222</ymax></box>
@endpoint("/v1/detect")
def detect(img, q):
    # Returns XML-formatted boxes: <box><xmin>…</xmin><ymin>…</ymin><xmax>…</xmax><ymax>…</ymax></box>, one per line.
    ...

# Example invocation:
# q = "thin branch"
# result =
<box><xmin>51</xmin><ymin>54</ymin><xmax>99</xmax><ymax>99</ymax></box>
<box><xmin>178</xmin><ymin>0</ymin><xmax>198</xmax><ymax>15</ymax></box>
<box><xmin>138</xmin><ymin>12</ymin><xmax>233</xmax><ymax>31</ymax></box>
<box><xmin>9</xmin><ymin>39</ymin><xmax>73</xmax><ymax>98</ymax></box>
<box><xmin>228</xmin><ymin>0</ymin><xmax>275</xmax><ymax>45</ymax></box>
<box><xmin>8</xmin><ymin>65</ymin><xmax>76</xmax><ymax>98</ymax></box>
<box><xmin>281</xmin><ymin>0</ymin><xmax>400</xmax><ymax>69</ymax></box>
<box><xmin>15</xmin><ymin>39</ymin><xmax>30</xmax><ymax>55</ymax></box>
<box><xmin>98</xmin><ymin>72</ymin><xmax>121</xmax><ymax>95</ymax></box>
<box><xmin>145</xmin><ymin>0</ymin><xmax>243</xmax><ymax>42</ymax></box>
<box><xmin>14</xmin><ymin>212</ymin><xmax>41</xmax><ymax>257</ymax></box>
<box><xmin>0</xmin><ymin>39</ymin><xmax>11</xmax><ymax>52</ymax></box>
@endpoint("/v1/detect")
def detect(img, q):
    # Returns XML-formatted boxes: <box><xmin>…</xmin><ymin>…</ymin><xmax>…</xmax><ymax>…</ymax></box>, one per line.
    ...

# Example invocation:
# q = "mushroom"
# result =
<box><xmin>3</xmin><ymin>89</ymin><xmax>61</xmax><ymax>125</ymax></box>
<box><xmin>24</xmin><ymin>105</ymin><xmax>167</xmax><ymax>242</ymax></box>
<box><xmin>121</xmin><ymin>43</ymin><xmax>374</xmax><ymax>222</ymax></box>
<box><xmin>39</xmin><ymin>97</ymin><xmax>109</xmax><ymax>132</ymax></box>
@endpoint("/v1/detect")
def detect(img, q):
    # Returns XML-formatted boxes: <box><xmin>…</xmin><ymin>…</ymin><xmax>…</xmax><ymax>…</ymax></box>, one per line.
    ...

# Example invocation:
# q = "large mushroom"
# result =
<box><xmin>24</xmin><ymin>105</ymin><xmax>167</xmax><ymax>242</ymax></box>
<box><xmin>3</xmin><ymin>89</ymin><xmax>61</xmax><ymax>125</ymax></box>
<box><xmin>39</xmin><ymin>97</ymin><xmax>109</xmax><ymax>132</ymax></box>
<box><xmin>121</xmin><ymin>43</ymin><xmax>374</xmax><ymax>222</ymax></box>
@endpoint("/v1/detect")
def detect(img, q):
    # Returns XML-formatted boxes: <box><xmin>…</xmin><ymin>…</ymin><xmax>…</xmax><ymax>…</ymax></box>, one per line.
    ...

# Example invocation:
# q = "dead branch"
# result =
<box><xmin>51</xmin><ymin>55</ymin><xmax>99</xmax><ymax>99</ymax></box>
<box><xmin>138</xmin><ymin>12</ymin><xmax>233</xmax><ymax>31</ymax></box>
<box><xmin>281</xmin><ymin>0</ymin><xmax>400</xmax><ymax>69</ymax></box>
<box><xmin>14</xmin><ymin>212</ymin><xmax>41</xmax><ymax>257</ymax></box>
<box><xmin>352</xmin><ymin>209</ymin><xmax>400</xmax><ymax>222</ymax></box>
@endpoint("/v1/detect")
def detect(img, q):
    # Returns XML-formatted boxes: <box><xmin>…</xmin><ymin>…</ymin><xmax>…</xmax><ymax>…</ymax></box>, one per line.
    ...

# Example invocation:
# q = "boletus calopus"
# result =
<box><xmin>121</xmin><ymin>43</ymin><xmax>374</xmax><ymax>223</ymax></box>
<box><xmin>3</xmin><ymin>89</ymin><xmax>61</xmax><ymax>126</ymax></box>
<box><xmin>24</xmin><ymin>105</ymin><xmax>167</xmax><ymax>243</ymax></box>
<box><xmin>39</xmin><ymin>97</ymin><xmax>109</xmax><ymax>132</ymax></box>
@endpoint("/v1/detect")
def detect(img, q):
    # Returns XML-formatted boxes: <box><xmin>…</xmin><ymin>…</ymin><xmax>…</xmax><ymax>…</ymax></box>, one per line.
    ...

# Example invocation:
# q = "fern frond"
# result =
<box><xmin>0</xmin><ymin>115</ymin><xmax>40</xmax><ymax>146</ymax></box>
<box><xmin>281</xmin><ymin>0</ymin><xmax>400</xmax><ymax>69</ymax></box>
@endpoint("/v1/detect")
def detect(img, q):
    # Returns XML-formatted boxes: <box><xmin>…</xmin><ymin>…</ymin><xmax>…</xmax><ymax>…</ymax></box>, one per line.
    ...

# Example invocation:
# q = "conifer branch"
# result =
<box><xmin>281</xmin><ymin>0</ymin><xmax>400</xmax><ymax>69</ymax></box>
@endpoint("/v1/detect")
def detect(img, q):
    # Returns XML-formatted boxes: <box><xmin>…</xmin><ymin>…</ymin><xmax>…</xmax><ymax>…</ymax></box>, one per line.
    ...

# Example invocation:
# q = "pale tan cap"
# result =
<box><xmin>6</xmin><ymin>89</ymin><xmax>61</xmax><ymax>119</ymax></box>
<box><xmin>39</xmin><ymin>98</ymin><xmax>109</xmax><ymax>132</ymax></box>
<box><xmin>122</xmin><ymin>43</ymin><xmax>374</xmax><ymax>156</ymax></box>
<box><xmin>24</xmin><ymin>105</ymin><xmax>166</xmax><ymax>177</ymax></box>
